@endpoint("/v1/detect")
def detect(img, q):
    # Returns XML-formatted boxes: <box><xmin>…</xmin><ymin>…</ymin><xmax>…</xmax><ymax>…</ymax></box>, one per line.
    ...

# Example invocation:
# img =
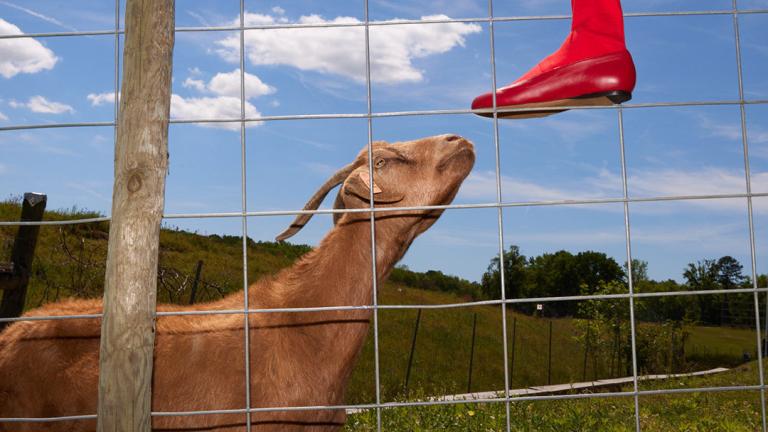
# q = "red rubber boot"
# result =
<box><xmin>472</xmin><ymin>0</ymin><xmax>636</xmax><ymax>118</ymax></box>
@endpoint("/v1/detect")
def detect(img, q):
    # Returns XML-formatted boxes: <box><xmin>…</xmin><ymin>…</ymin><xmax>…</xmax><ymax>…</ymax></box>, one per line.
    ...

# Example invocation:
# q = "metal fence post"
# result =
<box><xmin>583</xmin><ymin>324</ymin><xmax>590</xmax><ymax>381</ymax></box>
<box><xmin>188</xmin><ymin>260</ymin><xmax>203</xmax><ymax>305</ymax></box>
<box><xmin>96</xmin><ymin>1</ymin><xmax>175</xmax><ymax>431</ymax></box>
<box><xmin>468</xmin><ymin>312</ymin><xmax>478</xmax><ymax>393</ymax></box>
<box><xmin>403</xmin><ymin>308</ymin><xmax>422</xmax><ymax>395</ymax></box>
<box><xmin>510</xmin><ymin>316</ymin><xmax>517</xmax><ymax>387</ymax></box>
<box><xmin>0</xmin><ymin>193</ymin><xmax>47</xmax><ymax>329</ymax></box>
<box><xmin>547</xmin><ymin>320</ymin><xmax>553</xmax><ymax>385</ymax></box>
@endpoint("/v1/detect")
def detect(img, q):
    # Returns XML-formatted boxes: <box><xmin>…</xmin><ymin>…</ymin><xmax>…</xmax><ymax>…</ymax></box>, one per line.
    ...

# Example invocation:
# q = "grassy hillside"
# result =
<box><xmin>346</xmin><ymin>285</ymin><xmax>761</xmax><ymax>404</ymax></box>
<box><xmin>0</xmin><ymin>199</ymin><xmax>310</xmax><ymax>308</ymax></box>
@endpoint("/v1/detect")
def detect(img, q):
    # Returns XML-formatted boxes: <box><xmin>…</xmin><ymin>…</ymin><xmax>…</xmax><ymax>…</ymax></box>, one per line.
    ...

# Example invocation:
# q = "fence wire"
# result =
<box><xmin>1</xmin><ymin>2</ymin><xmax>767</xmax><ymax>431</ymax></box>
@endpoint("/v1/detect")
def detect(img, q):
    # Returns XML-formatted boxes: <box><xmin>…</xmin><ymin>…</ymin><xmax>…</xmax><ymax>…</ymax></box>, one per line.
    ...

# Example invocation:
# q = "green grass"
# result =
<box><xmin>345</xmin><ymin>360</ymin><xmax>767</xmax><ymax>431</ymax></box>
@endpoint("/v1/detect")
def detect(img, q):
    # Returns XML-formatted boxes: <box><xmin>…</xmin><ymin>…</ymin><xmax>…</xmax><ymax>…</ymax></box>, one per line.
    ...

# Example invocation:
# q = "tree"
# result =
<box><xmin>624</xmin><ymin>259</ymin><xmax>649</xmax><ymax>284</ymax></box>
<box><xmin>574</xmin><ymin>251</ymin><xmax>625</xmax><ymax>292</ymax></box>
<box><xmin>716</xmin><ymin>256</ymin><xmax>745</xmax><ymax>289</ymax></box>
<box><xmin>480</xmin><ymin>245</ymin><xmax>527</xmax><ymax>303</ymax></box>
<box><xmin>524</xmin><ymin>250</ymin><xmax>624</xmax><ymax>316</ymax></box>
<box><xmin>524</xmin><ymin>250</ymin><xmax>579</xmax><ymax>315</ymax></box>
<box><xmin>683</xmin><ymin>259</ymin><xmax>721</xmax><ymax>325</ymax></box>
<box><xmin>716</xmin><ymin>256</ymin><xmax>750</xmax><ymax>326</ymax></box>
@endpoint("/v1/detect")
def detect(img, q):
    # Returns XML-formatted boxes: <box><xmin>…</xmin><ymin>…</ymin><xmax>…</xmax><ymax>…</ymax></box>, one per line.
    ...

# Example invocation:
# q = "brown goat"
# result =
<box><xmin>0</xmin><ymin>134</ymin><xmax>475</xmax><ymax>431</ymax></box>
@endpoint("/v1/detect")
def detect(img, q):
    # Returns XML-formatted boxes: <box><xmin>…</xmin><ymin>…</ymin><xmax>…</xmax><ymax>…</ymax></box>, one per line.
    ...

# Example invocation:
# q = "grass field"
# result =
<box><xmin>345</xmin><ymin>285</ymin><xmax>762</xmax><ymax>404</ymax></box>
<box><xmin>345</xmin><ymin>360</ymin><xmax>767</xmax><ymax>431</ymax></box>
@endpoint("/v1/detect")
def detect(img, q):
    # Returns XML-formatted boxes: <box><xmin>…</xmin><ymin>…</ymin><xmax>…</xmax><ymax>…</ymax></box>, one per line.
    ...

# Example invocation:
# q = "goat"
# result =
<box><xmin>0</xmin><ymin>134</ymin><xmax>475</xmax><ymax>431</ymax></box>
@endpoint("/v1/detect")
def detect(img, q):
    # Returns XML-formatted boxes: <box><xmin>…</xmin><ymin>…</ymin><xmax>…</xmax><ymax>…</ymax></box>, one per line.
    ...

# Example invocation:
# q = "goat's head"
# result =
<box><xmin>276</xmin><ymin>134</ymin><xmax>475</xmax><ymax>242</ymax></box>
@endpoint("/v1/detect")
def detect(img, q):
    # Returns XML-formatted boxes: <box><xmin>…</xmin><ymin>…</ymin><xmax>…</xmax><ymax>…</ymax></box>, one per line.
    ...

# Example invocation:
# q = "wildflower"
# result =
<box><xmin>468</xmin><ymin>410</ymin><xmax>476</xmax><ymax>417</ymax></box>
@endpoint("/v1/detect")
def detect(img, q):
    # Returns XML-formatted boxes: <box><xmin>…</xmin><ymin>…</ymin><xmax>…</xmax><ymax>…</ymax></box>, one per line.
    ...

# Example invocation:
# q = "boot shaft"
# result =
<box><xmin>571</xmin><ymin>0</ymin><xmax>626</xmax><ymax>50</ymax></box>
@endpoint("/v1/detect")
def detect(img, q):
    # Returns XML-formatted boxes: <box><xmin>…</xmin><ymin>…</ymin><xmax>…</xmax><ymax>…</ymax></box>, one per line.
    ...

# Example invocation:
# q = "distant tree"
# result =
<box><xmin>480</xmin><ymin>245</ymin><xmax>527</xmax><ymax>303</ymax></box>
<box><xmin>716</xmin><ymin>256</ymin><xmax>745</xmax><ymax>289</ymax></box>
<box><xmin>635</xmin><ymin>279</ymin><xmax>691</xmax><ymax>323</ymax></box>
<box><xmin>682</xmin><ymin>257</ymin><xmax>749</xmax><ymax>326</ymax></box>
<box><xmin>683</xmin><ymin>259</ymin><xmax>721</xmax><ymax>325</ymax></box>
<box><xmin>574</xmin><ymin>251</ymin><xmax>625</xmax><ymax>291</ymax></box>
<box><xmin>524</xmin><ymin>250</ymin><xmax>624</xmax><ymax>316</ymax></box>
<box><xmin>716</xmin><ymin>256</ymin><xmax>751</xmax><ymax>326</ymax></box>
<box><xmin>390</xmin><ymin>266</ymin><xmax>483</xmax><ymax>300</ymax></box>
<box><xmin>524</xmin><ymin>251</ymin><xmax>578</xmax><ymax>315</ymax></box>
<box><xmin>624</xmin><ymin>259</ymin><xmax>649</xmax><ymax>284</ymax></box>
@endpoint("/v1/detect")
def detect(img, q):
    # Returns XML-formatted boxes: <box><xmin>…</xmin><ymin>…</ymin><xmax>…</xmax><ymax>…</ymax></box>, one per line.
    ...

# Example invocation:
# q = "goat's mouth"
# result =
<box><xmin>436</xmin><ymin>141</ymin><xmax>475</xmax><ymax>174</ymax></box>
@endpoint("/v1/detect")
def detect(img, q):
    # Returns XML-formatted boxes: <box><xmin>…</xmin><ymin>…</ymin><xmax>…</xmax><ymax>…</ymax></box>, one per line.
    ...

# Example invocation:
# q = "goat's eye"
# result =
<box><xmin>375</xmin><ymin>158</ymin><xmax>386</xmax><ymax>169</ymax></box>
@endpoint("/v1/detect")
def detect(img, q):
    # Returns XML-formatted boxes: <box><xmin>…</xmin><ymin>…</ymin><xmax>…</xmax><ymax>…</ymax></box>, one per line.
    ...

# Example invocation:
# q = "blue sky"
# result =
<box><xmin>0</xmin><ymin>0</ymin><xmax>766</xmax><ymax>288</ymax></box>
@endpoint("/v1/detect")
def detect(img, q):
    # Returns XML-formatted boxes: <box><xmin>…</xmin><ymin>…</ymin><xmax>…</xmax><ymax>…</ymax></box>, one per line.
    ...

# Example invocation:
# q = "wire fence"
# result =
<box><xmin>1</xmin><ymin>0</ymin><xmax>767</xmax><ymax>431</ymax></box>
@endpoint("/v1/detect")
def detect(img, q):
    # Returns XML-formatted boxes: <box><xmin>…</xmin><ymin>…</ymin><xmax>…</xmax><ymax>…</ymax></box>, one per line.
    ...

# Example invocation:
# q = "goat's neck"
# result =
<box><xmin>261</xmin><ymin>219</ymin><xmax>410</xmax><ymax>310</ymax></box>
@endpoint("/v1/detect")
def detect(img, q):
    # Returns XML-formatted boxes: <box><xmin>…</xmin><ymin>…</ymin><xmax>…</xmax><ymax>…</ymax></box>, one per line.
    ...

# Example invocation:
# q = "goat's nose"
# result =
<box><xmin>444</xmin><ymin>134</ymin><xmax>463</xmax><ymax>142</ymax></box>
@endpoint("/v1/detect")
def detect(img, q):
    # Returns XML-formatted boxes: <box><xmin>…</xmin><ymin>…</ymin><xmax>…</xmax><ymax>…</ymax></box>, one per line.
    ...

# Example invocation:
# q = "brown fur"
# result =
<box><xmin>0</xmin><ymin>134</ymin><xmax>475</xmax><ymax>431</ymax></box>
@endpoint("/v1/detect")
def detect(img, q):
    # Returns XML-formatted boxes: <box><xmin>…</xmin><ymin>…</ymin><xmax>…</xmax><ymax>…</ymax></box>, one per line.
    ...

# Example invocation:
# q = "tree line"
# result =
<box><xmin>480</xmin><ymin>245</ymin><xmax>767</xmax><ymax>326</ymax></box>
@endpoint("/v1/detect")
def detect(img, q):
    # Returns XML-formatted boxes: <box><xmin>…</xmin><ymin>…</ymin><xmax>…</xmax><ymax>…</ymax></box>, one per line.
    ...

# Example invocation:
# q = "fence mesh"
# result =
<box><xmin>0</xmin><ymin>1</ymin><xmax>767</xmax><ymax>431</ymax></box>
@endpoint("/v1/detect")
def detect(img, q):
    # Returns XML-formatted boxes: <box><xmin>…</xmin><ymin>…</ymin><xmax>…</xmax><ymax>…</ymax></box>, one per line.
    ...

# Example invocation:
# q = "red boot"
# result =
<box><xmin>472</xmin><ymin>0</ymin><xmax>636</xmax><ymax>119</ymax></box>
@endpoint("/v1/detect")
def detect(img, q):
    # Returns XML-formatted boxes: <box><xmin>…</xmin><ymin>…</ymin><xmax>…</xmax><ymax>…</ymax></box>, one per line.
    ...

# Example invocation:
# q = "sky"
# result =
<box><xmin>0</xmin><ymin>0</ymin><xmax>767</xmax><ymax>288</ymax></box>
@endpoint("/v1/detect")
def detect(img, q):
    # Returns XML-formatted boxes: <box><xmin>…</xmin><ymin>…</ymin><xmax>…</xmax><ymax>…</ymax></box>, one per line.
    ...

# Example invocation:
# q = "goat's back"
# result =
<box><xmin>0</xmin><ymin>296</ymin><xmax>361</xmax><ymax>432</ymax></box>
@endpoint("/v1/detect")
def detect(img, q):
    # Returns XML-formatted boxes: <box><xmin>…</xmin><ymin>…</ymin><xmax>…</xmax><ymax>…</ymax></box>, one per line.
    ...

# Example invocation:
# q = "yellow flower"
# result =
<box><xmin>468</xmin><ymin>410</ymin><xmax>476</xmax><ymax>417</ymax></box>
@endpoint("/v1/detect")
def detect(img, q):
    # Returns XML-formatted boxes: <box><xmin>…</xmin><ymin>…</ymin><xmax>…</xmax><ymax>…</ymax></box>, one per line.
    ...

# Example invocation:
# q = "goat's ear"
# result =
<box><xmin>344</xmin><ymin>171</ymin><xmax>404</xmax><ymax>204</ymax></box>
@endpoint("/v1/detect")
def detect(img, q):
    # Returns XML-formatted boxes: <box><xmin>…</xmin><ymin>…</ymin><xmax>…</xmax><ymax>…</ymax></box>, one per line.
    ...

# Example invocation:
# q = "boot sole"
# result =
<box><xmin>479</xmin><ymin>90</ymin><xmax>632</xmax><ymax>119</ymax></box>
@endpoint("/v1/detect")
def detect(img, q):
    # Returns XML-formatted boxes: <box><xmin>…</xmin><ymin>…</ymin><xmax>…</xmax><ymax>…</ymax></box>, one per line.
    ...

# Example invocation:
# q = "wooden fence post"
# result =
<box><xmin>96</xmin><ymin>1</ymin><xmax>175</xmax><ymax>431</ymax></box>
<box><xmin>0</xmin><ymin>192</ymin><xmax>47</xmax><ymax>329</ymax></box>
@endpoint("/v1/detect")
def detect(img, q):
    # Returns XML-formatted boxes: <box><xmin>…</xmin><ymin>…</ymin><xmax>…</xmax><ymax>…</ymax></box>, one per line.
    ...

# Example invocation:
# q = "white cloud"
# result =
<box><xmin>183</xmin><ymin>78</ymin><xmax>206</xmax><ymax>92</ymax></box>
<box><xmin>0</xmin><ymin>111</ymin><xmax>7</xmax><ymax>121</ymax></box>
<box><xmin>10</xmin><ymin>95</ymin><xmax>73</xmax><ymax>114</ymax></box>
<box><xmin>170</xmin><ymin>95</ymin><xmax>261</xmax><ymax>131</ymax></box>
<box><xmin>0</xmin><ymin>18</ymin><xmax>58</xmax><ymax>78</ymax></box>
<box><xmin>629</xmin><ymin>167</ymin><xmax>750</xmax><ymax>198</ymax></box>
<box><xmin>170</xmin><ymin>68</ymin><xmax>275</xmax><ymax>130</ymax></box>
<box><xmin>207</xmin><ymin>69</ymin><xmax>275</xmax><ymax>98</ymax></box>
<box><xmin>182</xmin><ymin>69</ymin><xmax>275</xmax><ymax>99</ymax></box>
<box><xmin>0</xmin><ymin>162</ymin><xmax>7</xmax><ymax>175</ymax></box>
<box><xmin>460</xmin><ymin>170</ymin><xmax>610</xmax><ymax>203</ymax></box>
<box><xmin>460</xmin><ymin>167</ymin><xmax>768</xmax><ymax>212</ymax></box>
<box><xmin>186</xmin><ymin>10</ymin><xmax>211</xmax><ymax>27</ymax></box>
<box><xmin>215</xmin><ymin>13</ymin><xmax>481</xmax><ymax>84</ymax></box>
<box><xmin>0</xmin><ymin>1</ymin><xmax>77</xmax><ymax>31</ymax></box>
<box><xmin>271</xmin><ymin>6</ymin><xmax>286</xmax><ymax>15</ymax></box>
<box><xmin>87</xmin><ymin>92</ymin><xmax>117</xmax><ymax>106</ymax></box>
<box><xmin>86</xmin><ymin>73</ymin><xmax>269</xmax><ymax>130</ymax></box>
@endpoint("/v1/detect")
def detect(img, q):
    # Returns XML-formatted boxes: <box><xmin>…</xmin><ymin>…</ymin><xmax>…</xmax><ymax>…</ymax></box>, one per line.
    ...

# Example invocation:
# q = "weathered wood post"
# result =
<box><xmin>96</xmin><ymin>1</ymin><xmax>175</xmax><ymax>431</ymax></box>
<box><xmin>0</xmin><ymin>192</ymin><xmax>47</xmax><ymax>330</ymax></box>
